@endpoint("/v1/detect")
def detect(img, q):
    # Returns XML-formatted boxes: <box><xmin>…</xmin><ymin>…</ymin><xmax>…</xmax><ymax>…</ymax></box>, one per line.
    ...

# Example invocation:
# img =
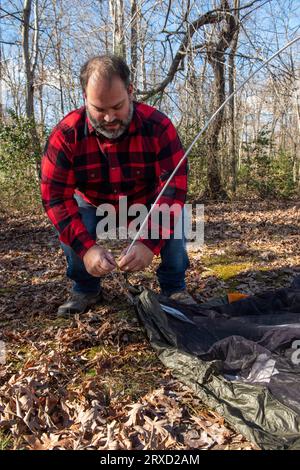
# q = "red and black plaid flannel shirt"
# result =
<box><xmin>41</xmin><ymin>102</ymin><xmax>187</xmax><ymax>259</ymax></box>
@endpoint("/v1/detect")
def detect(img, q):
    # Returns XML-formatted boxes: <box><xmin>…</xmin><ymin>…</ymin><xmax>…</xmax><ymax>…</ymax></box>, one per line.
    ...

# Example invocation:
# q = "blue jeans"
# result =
<box><xmin>60</xmin><ymin>195</ymin><xmax>190</xmax><ymax>295</ymax></box>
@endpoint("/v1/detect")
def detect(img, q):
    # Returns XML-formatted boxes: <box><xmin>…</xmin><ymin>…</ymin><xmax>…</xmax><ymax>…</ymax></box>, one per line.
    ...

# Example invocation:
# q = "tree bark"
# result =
<box><xmin>294</xmin><ymin>77</ymin><xmax>300</xmax><ymax>187</ymax></box>
<box><xmin>53</xmin><ymin>0</ymin><xmax>64</xmax><ymax>116</ymax></box>
<box><xmin>23</xmin><ymin>0</ymin><xmax>35</xmax><ymax>118</ymax></box>
<box><xmin>22</xmin><ymin>0</ymin><xmax>41</xmax><ymax>171</ymax></box>
<box><xmin>109</xmin><ymin>0</ymin><xmax>126</xmax><ymax>58</ymax></box>
<box><xmin>130</xmin><ymin>0</ymin><xmax>138</xmax><ymax>92</ymax></box>
<box><xmin>205</xmin><ymin>0</ymin><xmax>238</xmax><ymax>198</ymax></box>
<box><xmin>228</xmin><ymin>0</ymin><xmax>240</xmax><ymax>194</ymax></box>
<box><xmin>0</xmin><ymin>37</ymin><xmax>3</xmax><ymax>120</ymax></box>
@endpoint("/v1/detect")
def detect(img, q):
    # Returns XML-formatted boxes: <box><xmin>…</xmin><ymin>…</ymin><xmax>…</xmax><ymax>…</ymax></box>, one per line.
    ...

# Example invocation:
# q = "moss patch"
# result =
<box><xmin>85</xmin><ymin>345</ymin><xmax>116</xmax><ymax>360</ymax></box>
<box><xmin>209</xmin><ymin>262</ymin><xmax>254</xmax><ymax>281</ymax></box>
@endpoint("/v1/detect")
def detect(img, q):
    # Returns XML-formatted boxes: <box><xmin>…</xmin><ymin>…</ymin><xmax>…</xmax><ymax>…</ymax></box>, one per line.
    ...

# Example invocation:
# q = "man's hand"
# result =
<box><xmin>118</xmin><ymin>242</ymin><xmax>154</xmax><ymax>272</ymax></box>
<box><xmin>83</xmin><ymin>245</ymin><xmax>116</xmax><ymax>277</ymax></box>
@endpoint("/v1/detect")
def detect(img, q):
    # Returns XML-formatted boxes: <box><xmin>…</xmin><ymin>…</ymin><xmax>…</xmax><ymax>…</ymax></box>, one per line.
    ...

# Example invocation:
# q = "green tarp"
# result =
<box><xmin>135</xmin><ymin>279</ymin><xmax>300</xmax><ymax>450</ymax></box>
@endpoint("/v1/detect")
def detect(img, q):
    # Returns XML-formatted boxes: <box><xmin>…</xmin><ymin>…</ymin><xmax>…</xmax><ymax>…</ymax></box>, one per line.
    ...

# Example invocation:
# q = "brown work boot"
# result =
<box><xmin>168</xmin><ymin>290</ymin><xmax>197</xmax><ymax>306</ymax></box>
<box><xmin>57</xmin><ymin>291</ymin><xmax>103</xmax><ymax>318</ymax></box>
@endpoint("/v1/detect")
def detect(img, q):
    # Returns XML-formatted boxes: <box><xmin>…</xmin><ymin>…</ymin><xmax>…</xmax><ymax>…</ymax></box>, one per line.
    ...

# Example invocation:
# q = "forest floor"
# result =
<box><xmin>0</xmin><ymin>199</ymin><xmax>299</xmax><ymax>450</ymax></box>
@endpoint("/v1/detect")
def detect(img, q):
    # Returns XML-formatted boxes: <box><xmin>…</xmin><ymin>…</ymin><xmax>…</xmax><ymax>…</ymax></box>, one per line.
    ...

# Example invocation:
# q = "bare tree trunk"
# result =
<box><xmin>140</xmin><ymin>27</ymin><xmax>147</xmax><ymax>92</ymax></box>
<box><xmin>37</xmin><ymin>81</ymin><xmax>44</xmax><ymax>126</ymax></box>
<box><xmin>228</xmin><ymin>0</ymin><xmax>240</xmax><ymax>194</ymax></box>
<box><xmin>130</xmin><ymin>0</ymin><xmax>138</xmax><ymax>91</ymax></box>
<box><xmin>237</xmin><ymin>112</ymin><xmax>245</xmax><ymax>171</ymax></box>
<box><xmin>109</xmin><ymin>0</ymin><xmax>126</xmax><ymax>58</ymax></box>
<box><xmin>205</xmin><ymin>0</ymin><xmax>237</xmax><ymax>198</ymax></box>
<box><xmin>23</xmin><ymin>0</ymin><xmax>33</xmax><ymax>117</ymax></box>
<box><xmin>53</xmin><ymin>0</ymin><xmax>64</xmax><ymax>116</ymax></box>
<box><xmin>22</xmin><ymin>0</ymin><xmax>39</xmax><ymax>119</ymax></box>
<box><xmin>0</xmin><ymin>41</ymin><xmax>3</xmax><ymax>120</ymax></box>
<box><xmin>294</xmin><ymin>76</ymin><xmax>300</xmax><ymax>187</ymax></box>
<box><xmin>22</xmin><ymin>0</ymin><xmax>41</xmax><ymax>170</ymax></box>
<box><xmin>206</xmin><ymin>49</ymin><xmax>226</xmax><ymax>197</ymax></box>
<box><xmin>0</xmin><ymin>9</ymin><xmax>3</xmax><ymax>121</ymax></box>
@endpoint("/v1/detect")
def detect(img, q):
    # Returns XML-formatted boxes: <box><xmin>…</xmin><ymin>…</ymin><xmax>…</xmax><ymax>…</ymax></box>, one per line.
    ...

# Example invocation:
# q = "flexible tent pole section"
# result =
<box><xmin>126</xmin><ymin>36</ymin><xmax>300</xmax><ymax>255</ymax></box>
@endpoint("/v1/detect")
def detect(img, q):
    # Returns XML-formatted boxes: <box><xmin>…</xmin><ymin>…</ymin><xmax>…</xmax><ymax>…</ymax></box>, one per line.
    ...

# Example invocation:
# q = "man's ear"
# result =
<box><xmin>127</xmin><ymin>83</ymin><xmax>133</xmax><ymax>98</ymax></box>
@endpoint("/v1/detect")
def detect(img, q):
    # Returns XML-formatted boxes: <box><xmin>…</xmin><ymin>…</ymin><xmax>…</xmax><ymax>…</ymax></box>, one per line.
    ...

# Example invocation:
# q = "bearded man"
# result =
<box><xmin>41</xmin><ymin>54</ymin><xmax>196</xmax><ymax>317</ymax></box>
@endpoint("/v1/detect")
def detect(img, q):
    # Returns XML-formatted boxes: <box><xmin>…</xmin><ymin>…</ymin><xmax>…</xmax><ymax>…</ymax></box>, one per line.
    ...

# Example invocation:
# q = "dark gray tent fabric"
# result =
<box><xmin>135</xmin><ymin>281</ymin><xmax>300</xmax><ymax>450</ymax></box>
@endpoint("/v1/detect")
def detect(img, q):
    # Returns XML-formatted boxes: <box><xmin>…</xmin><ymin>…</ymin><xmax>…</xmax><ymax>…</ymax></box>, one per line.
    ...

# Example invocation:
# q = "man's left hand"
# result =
<box><xmin>118</xmin><ymin>242</ymin><xmax>154</xmax><ymax>272</ymax></box>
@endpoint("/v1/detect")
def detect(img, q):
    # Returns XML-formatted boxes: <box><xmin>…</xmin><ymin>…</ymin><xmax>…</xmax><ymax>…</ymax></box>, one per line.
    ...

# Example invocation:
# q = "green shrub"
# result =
<box><xmin>237</xmin><ymin>127</ymin><xmax>296</xmax><ymax>199</ymax></box>
<box><xmin>0</xmin><ymin>112</ymin><xmax>43</xmax><ymax>210</ymax></box>
<box><xmin>270</xmin><ymin>150</ymin><xmax>296</xmax><ymax>199</ymax></box>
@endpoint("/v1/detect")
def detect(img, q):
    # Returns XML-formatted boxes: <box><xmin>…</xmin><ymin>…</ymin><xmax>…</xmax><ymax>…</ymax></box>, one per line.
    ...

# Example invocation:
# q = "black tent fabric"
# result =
<box><xmin>135</xmin><ymin>278</ymin><xmax>300</xmax><ymax>450</ymax></box>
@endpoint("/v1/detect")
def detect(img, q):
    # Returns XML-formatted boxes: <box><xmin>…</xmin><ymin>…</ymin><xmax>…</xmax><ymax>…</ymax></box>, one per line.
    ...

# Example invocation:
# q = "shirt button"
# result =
<box><xmin>90</xmin><ymin>173</ymin><xmax>95</xmax><ymax>178</ymax></box>
<box><xmin>136</xmin><ymin>170</ymin><xmax>140</xmax><ymax>175</ymax></box>
<box><xmin>114</xmin><ymin>189</ymin><xmax>117</xmax><ymax>194</ymax></box>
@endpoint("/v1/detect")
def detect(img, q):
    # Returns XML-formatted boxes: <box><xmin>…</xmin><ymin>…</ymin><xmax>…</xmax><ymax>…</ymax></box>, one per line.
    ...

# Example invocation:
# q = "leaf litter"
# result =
<box><xmin>1</xmin><ymin>199</ymin><xmax>299</xmax><ymax>449</ymax></box>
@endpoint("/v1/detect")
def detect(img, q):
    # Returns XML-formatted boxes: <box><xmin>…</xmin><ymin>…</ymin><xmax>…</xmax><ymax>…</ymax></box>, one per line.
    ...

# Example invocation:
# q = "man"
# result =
<box><xmin>41</xmin><ymin>54</ymin><xmax>196</xmax><ymax>317</ymax></box>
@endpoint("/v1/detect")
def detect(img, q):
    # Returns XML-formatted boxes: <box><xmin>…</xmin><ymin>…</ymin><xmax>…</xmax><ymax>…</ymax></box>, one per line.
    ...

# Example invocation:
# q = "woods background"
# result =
<box><xmin>0</xmin><ymin>1</ymin><xmax>300</xmax><ymax>451</ymax></box>
<box><xmin>0</xmin><ymin>0</ymin><xmax>299</xmax><ymax>207</ymax></box>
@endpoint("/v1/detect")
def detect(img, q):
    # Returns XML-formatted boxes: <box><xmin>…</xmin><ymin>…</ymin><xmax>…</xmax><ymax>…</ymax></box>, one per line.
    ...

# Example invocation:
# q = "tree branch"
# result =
<box><xmin>137</xmin><ymin>11</ymin><xmax>221</xmax><ymax>100</ymax></box>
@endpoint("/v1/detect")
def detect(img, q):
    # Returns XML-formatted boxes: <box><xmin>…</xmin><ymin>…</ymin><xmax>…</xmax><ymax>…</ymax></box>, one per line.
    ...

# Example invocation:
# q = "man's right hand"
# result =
<box><xmin>83</xmin><ymin>245</ymin><xmax>116</xmax><ymax>277</ymax></box>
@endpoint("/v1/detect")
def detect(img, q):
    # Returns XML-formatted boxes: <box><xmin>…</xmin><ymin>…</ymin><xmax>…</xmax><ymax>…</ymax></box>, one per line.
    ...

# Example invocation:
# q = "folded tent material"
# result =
<box><xmin>135</xmin><ymin>279</ymin><xmax>300</xmax><ymax>450</ymax></box>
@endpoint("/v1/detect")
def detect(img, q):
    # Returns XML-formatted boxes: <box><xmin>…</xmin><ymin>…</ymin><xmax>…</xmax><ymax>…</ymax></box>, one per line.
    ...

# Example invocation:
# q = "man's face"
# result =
<box><xmin>85</xmin><ymin>75</ymin><xmax>133</xmax><ymax>139</ymax></box>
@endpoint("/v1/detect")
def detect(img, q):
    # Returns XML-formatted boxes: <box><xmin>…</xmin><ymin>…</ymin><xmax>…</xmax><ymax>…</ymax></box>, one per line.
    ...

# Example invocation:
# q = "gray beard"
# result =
<box><xmin>87</xmin><ymin>101</ymin><xmax>134</xmax><ymax>139</ymax></box>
